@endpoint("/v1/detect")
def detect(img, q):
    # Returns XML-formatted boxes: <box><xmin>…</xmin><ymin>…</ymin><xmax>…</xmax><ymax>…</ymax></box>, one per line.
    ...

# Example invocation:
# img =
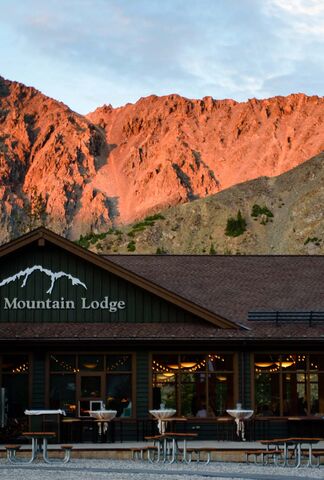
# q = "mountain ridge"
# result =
<box><xmin>0</xmin><ymin>75</ymin><xmax>324</xmax><ymax>245</ymax></box>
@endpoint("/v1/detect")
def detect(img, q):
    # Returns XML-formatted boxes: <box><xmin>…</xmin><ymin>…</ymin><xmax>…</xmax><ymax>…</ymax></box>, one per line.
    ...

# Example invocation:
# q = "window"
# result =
<box><xmin>49</xmin><ymin>353</ymin><xmax>133</xmax><ymax>417</ymax></box>
<box><xmin>152</xmin><ymin>353</ymin><xmax>234</xmax><ymax>417</ymax></box>
<box><xmin>49</xmin><ymin>355</ymin><xmax>77</xmax><ymax>415</ymax></box>
<box><xmin>106</xmin><ymin>355</ymin><xmax>132</xmax><ymax>417</ymax></box>
<box><xmin>254</xmin><ymin>353</ymin><xmax>324</xmax><ymax>416</ymax></box>
<box><xmin>0</xmin><ymin>354</ymin><xmax>30</xmax><ymax>418</ymax></box>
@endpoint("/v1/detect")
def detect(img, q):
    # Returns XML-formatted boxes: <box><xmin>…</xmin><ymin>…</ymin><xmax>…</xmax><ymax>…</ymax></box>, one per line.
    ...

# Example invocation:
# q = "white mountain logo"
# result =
<box><xmin>0</xmin><ymin>265</ymin><xmax>87</xmax><ymax>294</ymax></box>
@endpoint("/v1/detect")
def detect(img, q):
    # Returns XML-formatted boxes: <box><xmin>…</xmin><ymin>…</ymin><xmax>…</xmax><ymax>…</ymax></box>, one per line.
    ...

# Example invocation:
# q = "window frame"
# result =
<box><xmin>149</xmin><ymin>351</ymin><xmax>238</xmax><ymax>418</ymax></box>
<box><xmin>46</xmin><ymin>351</ymin><xmax>136</xmax><ymax>418</ymax></box>
<box><xmin>0</xmin><ymin>352</ymin><xmax>32</xmax><ymax>418</ymax></box>
<box><xmin>252</xmin><ymin>352</ymin><xmax>324</xmax><ymax>416</ymax></box>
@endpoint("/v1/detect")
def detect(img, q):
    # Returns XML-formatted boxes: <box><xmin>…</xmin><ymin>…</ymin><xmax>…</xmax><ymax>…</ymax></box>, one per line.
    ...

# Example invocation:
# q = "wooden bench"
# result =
<box><xmin>244</xmin><ymin>449</ymin><xmax>283</xmax><ymax>465</ymax></box>
<box><xmin>60</xmin><ymin>445</ymin><xmax>73</xmax><ymax>463</ymax></box>
<box><xmin>131</xmin><ymin>446</ymin><xmax>148</xmax><ymax>460</ymax></box>
<box><xmin>131</xmin><ymin>445</ymin><xmax>159</xmax><ymax>461</ymax></box>
<box><xmin>4</xmin><ymin>445</ymin><xmax>21</xmax><ymax>463</ymax></box>
<box><xmin>179</xmin><ymin>447</ymin><xmax>220</xmax><ymax>464</ymax></box>
<box><xmin>309</xmin><ymin>449</ymin><xmax>324</xmax><ymax>467</ymax></box>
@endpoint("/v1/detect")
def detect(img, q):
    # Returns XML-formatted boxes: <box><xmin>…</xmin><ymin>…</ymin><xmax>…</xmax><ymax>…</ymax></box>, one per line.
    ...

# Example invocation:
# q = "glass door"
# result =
<box><xmin>78</xmin><ymin>374</ymin><xmax>104</xmax><ymax>416</ymax></box>
<box><xmin>77</xmin><ymin>354</ymin><xmax>105</xmax><ymax>416</ymax></box>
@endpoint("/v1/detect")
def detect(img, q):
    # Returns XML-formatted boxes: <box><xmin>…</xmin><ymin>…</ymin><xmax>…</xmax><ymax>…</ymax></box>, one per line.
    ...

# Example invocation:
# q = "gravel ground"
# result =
<box><xmin>1</xmin><ymin>459</ymin><xmax>324</xmax><ymax>480</ymax></box>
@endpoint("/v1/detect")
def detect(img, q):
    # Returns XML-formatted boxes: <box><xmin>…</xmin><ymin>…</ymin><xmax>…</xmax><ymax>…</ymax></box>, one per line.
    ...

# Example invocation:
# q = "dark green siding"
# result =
<box><xmin>0</xmin><ymin>244</ymin><xmax>198</xmax><ymax>324</ymax></box>
<box><xmin>239</xmin><ymin>352</ymin><xmax>252</xmax><ymax>409</ymax></box>
<box><xmin>136</xmin><ymin>351</ymin><xmax>149</xmax><ymax>418</ymax></box>
<box><xmin>30</xmin><ymin>353</ymin><xmax>46</xmax><ymax>431</ymax></box>
<box><xmin>31</xmin><ymin>353</ymin><xmax>46</xmax><ymax>408</ymax></box>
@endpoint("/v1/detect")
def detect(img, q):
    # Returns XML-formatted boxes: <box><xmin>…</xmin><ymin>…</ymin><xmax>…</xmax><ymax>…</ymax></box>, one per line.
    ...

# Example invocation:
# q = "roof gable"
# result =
<box><xmin>0</xmin><ymin>228</ymin><xmax>238</xmax><ymax>329</ymax></box>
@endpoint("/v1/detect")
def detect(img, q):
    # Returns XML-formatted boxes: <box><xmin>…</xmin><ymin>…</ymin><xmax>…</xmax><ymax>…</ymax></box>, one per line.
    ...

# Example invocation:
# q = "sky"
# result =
<box><xmin>0</xmin><ymin>0</ymin><xmax>324</xmax><ymax>114</ymax></box>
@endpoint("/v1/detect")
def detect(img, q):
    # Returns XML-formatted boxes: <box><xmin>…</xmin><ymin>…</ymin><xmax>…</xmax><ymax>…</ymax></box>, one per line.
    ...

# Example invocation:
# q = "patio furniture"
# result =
<box><xmin>24</xmin><ymin>409</ymin><xmax>66</xmax><ymax>442</ymax></box>
<box><xmin>61</xmin><ymin>417</ymin><xmax>82</xmax><ymax>442</ymax></box>
<box><xmin>5</xmin><ymin>432</ymin><xmax>57</xmax><ymax>464</ymax></box>
<box><xmin>145</xmin><ymin>432</ymin><xmax>198</xmax><ymax>464</ymax></box>
<box><xmin>310</xmin><ymin>449</ymin><xmax>324</xmax><ymax>467</ymax></box>
<box><xmin>215</xmin><ymin>416</ymin><xmax>235</xmax><ymax>440</ymax></box>
<box><xmin>149</xmin><ymin>409</ymin><xmax>176</xmax><ymax>434</ymax></box>
<box><xmin>4</xmin><ymin>445</ymin><xmax>22</xmax><ymax>463</ymax></box>
<box><xmin>88</xmin><ymin>410</ymin><xmax>117</xmax><ymax>442</ymax></box>
<box><xmin>179</xmin><ymin>446</ymin><xmax>219</xmax><ymax>464</ymax></box>
<box><xmin>244</xmin><ymin>448</ymin><xmax>283</xmax><ymax>465</ymax></box>
<box><xmin>261</xmin><ymin>437</ymin><xmax>323</xmax><ymax>468</ymax></box>
<box><xmin>130</xmin><ymin>446</ymin><xmax>158</xmax><ymax>460</ymax></box>
<box><xmin>59</xmin><ymin>444</ymin><xmax>73</xmax><ymax>463</ymax></box>
<box><xmin>226</xmin><ymin>406</ymin><xmax>254</xmax><ymax>441</ymax></box>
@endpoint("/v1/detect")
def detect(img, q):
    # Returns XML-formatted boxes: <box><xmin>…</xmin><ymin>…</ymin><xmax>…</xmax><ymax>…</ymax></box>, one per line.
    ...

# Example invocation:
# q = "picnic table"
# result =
<box><xmin>5</xmin><ymin>432</ymin><xmax>72</xmax><ymax>464</ymax></box>
<box><xmin>261</xmin><ymin>437</ymin><xmax>323</xmax><ymax>467</ymax></box>
<box><xmin>145</xmin><ymin>432</ymin><xmax>198</xmax><ymax>464</ymax></box>
<box><xmin>24</xmin><ymin>409</ymin><xmax>65</xmax><ymax>442</ymax></box>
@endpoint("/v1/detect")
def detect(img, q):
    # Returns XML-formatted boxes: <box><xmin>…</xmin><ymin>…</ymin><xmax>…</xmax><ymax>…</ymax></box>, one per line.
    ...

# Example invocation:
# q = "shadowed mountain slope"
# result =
<box><xmin>88</xmin><ymin>152</ymin><xmax>324</xmax><ymax>255</ymax></box>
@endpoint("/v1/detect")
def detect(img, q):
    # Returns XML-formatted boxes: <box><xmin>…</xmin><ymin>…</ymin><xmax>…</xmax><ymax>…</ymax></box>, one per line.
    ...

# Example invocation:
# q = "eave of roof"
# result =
<box><xmin>1</xmin><ymin>322</ymin><xmax>324</xmax><ymax>345</ymax></box>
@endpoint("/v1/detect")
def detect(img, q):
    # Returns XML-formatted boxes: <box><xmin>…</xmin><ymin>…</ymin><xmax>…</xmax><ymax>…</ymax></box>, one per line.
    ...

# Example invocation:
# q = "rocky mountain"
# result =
<box><xmin>82</xmin><ymin>152</ymin><xmax>324</xmax><ymax>255</ymax></box>
<box><xmin>0</xmin><ymin>75</ymin><xmax>324</xmax><ymax>244</ymax></box>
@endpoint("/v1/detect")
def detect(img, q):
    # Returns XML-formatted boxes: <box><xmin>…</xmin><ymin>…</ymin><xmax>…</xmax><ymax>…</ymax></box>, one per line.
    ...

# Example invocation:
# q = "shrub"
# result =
<box><xmin>209</xmin><ymin>243</ymin><xmax>217</xmax><ymax>255</ymax></box>
<box><xmin>75</xmin><ymin>231</ymin><xmax>108</xmax><ymax>249</ymax></box>
<box><xmin>225</xmin><ymin>210</ymin><xmax>247</xmax><ymax>237</ymax></box>
<box><xmin>132</xmin><ymin>225</ymin><xmax>146</xmax><ymax>232</ymax></box>
<box><xmin>304</xmin><ymin>237</ymin><xmax>322</xmax><ymax>246</ymax></box>
<box><xmin>251</xmin><ymin>204</ymin><xmax>273</xmax><ymax>218</ymax></box>
<box><xmin>130</xmin><ymin>213</ymin><xmax>165</xmax><ymax>234</ymax></box>
<box><xmin>145</xmin><ymin>213</ymin><xmax>165</xmax><ymax>222</ymax></box>
<box><xmin>127</xmin><ymin>241</ymin><xmax>136</xmax><ymax>252</ymax></box>
<box><xmin>133</xmin><ymin>221</ymin><xmax>148</xmax><ymax>229</ymax></box>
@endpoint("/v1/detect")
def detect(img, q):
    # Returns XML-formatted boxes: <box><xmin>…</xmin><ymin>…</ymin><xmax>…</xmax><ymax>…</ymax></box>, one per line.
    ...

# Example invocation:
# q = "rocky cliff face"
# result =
<box><xmin>84</xmin><ymin>152</ymin><xmax>324</xmax><ymax>255</ymax></box>
<box><xmin>0</xmin><ymin>76</ymin><xmax>114</xmax><ymax>241</ymax></box>
<box><xmin>1</xmin><ymin>75</ymin><xmax>324</xmax><ymax>243</ymax></box>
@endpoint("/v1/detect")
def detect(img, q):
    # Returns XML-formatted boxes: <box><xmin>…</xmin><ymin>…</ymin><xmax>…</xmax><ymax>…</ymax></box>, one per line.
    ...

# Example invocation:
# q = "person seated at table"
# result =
<box><xmin>196</xmin><ymin>402</ymin><xmax>215</xmax><ymax>418</ymax></box>
<box><xmin>270</xmin><ymin>401</ymin><xmax>279</xmax><ymax>416</ymax></box>
<box><xmin>120</xmin><ymin>397</ymin><xmax>132</xmax><ymax>417</ymax></box>
<box><xmin>259</xmin><ymin>404</ymin><xmax>273</xmax><ymax>416</ymax></box>
<box><xmin>283</xmin><ymin>399</ymin><xmax>290</xmax><ymax>416</ymax></box>
<box><xmin>106</xmin><ymin>395</ymin><xmax>123</xmax><ymax>417</ymax></box>
<box><xmin>196</xmin><ymin>402</ymin><xmax>207</xmax><ymax>418</ymax></box>
<box><xmin>297</xmin><ymin>396</ymin><xmax>307</xmax><ymax>415</ymax></box>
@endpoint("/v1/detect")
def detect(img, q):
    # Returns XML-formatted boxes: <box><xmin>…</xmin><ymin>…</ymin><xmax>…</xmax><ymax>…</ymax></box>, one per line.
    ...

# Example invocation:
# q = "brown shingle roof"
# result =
<box><xmin>105</xmin><ymin>255</ymin><xmax>324</xmax><ymax>340</ymax></box>
<box><xmin>0</xmin><ymin>321</ymin><xmax>226</xmax><ymax>343</ymax></box>
<box><xmin>1</xmin><ymin>321</ymin><xmax>324</xmax><ymax>344</ymax></box>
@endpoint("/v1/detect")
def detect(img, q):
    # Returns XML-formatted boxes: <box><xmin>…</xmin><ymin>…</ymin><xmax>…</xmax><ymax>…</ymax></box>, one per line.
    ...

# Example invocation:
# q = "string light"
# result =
<box><xmin>12</xmin><ymin>362</ymin><xmax>29</xmax><ymax>373</ymax></box>
<box><xmin>50</xmin><ymin>355</ymin><xmax>79</xmax><ymax>373</ymax></box>
<box><xmin>152</xmin><ymin>354</ymin><xmax>227</xmax><ymax>375</ymax></box>
<box><xmin>50</xmin><ymin>355</ymin><xmax>131</xmax><ymax>373</ymax></box>
<box><xmin>107</xmin><ymin>355</ymin><xmax>130</xmax><ymax>371</ymax></box>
